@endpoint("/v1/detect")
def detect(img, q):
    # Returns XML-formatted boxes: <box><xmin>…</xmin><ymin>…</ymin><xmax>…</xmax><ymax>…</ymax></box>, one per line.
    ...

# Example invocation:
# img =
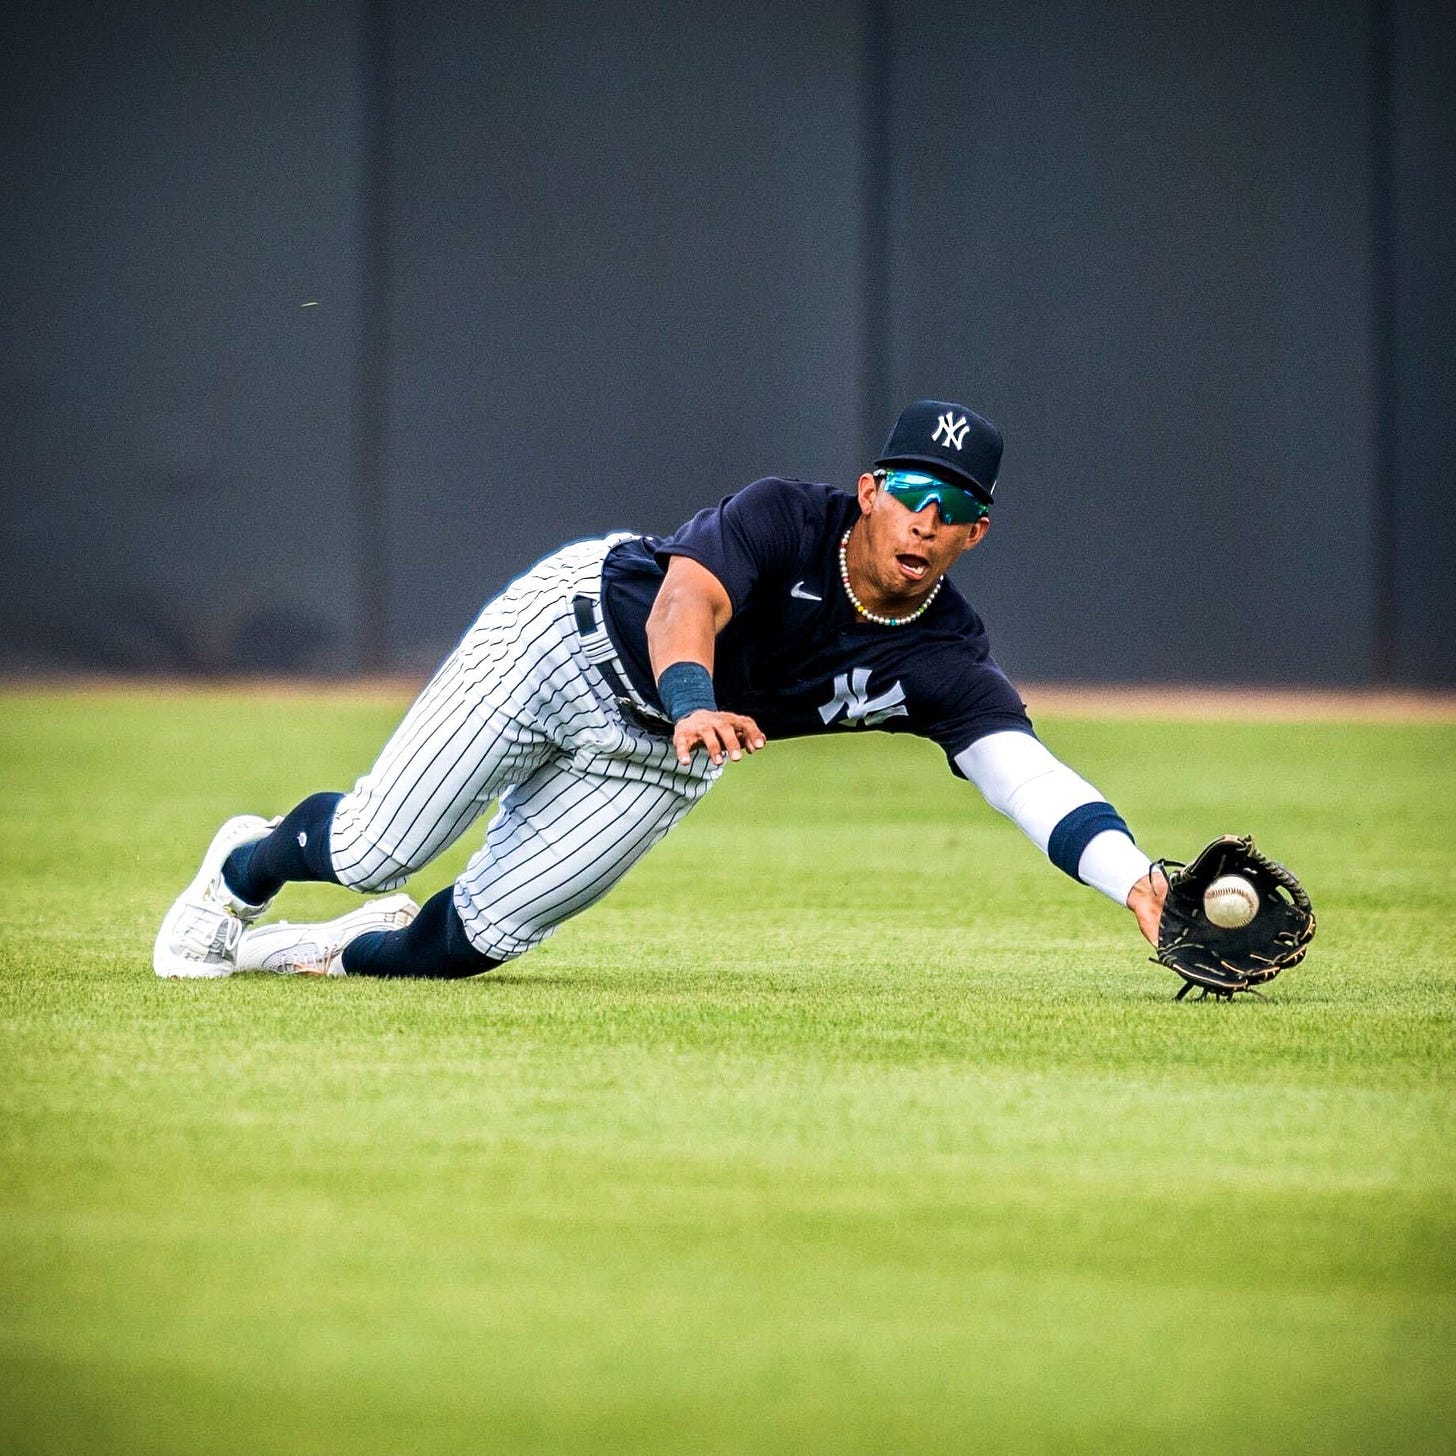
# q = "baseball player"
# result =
<box><xmin>154</xmin><ymin>400</ymin><xmax>1168</xmax><ymax>980</ymax></box>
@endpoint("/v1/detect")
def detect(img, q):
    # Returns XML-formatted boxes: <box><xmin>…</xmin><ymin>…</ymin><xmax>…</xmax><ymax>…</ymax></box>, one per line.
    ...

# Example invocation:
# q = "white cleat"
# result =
<box><xmin>233</xmin><ymin>893</ymin><xmax>420</xmax><ymax>977</ymax></box>
<box><xmin>153</xmin><ymin>814</ymin><xmax>279</xmax><ymax>979</ymax></box>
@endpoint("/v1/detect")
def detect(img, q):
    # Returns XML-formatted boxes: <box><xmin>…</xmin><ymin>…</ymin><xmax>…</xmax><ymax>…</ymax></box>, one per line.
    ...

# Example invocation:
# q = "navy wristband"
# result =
<box><xmin>657</xmin><ymin>662</ymin><xmax>717</xmax><ymax>721</ymax></box>
<box><xmin>1047</xmin><ymin>801</ymin><xmax>1133</xmax><ymax>882</ymax></box>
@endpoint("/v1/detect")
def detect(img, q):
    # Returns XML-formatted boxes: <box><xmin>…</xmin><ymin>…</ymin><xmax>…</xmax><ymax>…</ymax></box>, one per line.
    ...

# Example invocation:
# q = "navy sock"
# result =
<box><xmin>223</xmin><ymin>791</ymin><xmax>345</xmax><ymax>905</ymax></box>
<box><xmin>341</xmin><ymin>887</ymin><xmax>500</xmax><ymax>980</ymax></box>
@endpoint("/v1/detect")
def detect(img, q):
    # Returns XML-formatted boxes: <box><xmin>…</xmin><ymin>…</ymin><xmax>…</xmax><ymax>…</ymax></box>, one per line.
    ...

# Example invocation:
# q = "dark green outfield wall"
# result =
<box><xmin>2</xmin><ymin>0</ymin><xmax>1451</xmax><ymax>681</ymax></box>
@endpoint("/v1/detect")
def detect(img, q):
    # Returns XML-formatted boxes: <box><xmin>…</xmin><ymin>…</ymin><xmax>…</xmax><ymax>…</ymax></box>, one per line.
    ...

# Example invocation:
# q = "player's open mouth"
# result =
<box><xmin>896</xmin><ymin>554</ymin><xmax>929</xmax><ymax>581</ymax></box>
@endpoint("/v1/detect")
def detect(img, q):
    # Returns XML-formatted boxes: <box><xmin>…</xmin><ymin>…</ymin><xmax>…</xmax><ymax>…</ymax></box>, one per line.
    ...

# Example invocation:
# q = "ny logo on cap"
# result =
<box><xmin>932</xmin><ymin>412</ymin><xmax>970</xmax><ymax>450</ymax></box>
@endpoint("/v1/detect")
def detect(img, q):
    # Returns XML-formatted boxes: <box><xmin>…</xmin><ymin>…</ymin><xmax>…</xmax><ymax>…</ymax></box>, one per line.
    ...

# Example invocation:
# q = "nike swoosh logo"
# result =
<box><xmin>790</xmin><ymin>581</ymin><xmax>822</xmax><ymax>601</ymax></box>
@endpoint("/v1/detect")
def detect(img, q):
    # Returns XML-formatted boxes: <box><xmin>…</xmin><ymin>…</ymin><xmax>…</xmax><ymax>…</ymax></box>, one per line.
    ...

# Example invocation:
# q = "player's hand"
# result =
<box><xmin>672</xmin><ymin>710</ymin><xmax>766</xmax><ymax>768</ymax></box>
<box><xmin>1126</xmin><ymin>864</ymin><xmax>1169</xmax><ymax>946</ymax></box>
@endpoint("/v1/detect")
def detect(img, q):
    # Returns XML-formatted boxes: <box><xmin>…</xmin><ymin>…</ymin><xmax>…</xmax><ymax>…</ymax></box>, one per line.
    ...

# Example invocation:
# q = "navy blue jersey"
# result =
<box><xmin>599</xmin><ymin>477</ymin><xmax>1033</xmax><ymax>773</ymax></box>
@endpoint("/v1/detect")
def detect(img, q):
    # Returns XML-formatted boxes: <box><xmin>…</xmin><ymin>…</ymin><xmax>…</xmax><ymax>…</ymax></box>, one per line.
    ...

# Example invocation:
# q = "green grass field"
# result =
<box><xmin>2</xmin><ymin>688</ymin><xmax>1453</xmax><ymax>1454</ymax></box>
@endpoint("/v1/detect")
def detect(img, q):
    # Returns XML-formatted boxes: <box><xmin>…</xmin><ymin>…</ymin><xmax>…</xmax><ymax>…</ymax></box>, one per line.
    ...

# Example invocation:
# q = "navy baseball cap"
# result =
<box><xmin>874</xmin><ymin>399</ymin><xmax>1003</xmax><ymax>506</ymax></box>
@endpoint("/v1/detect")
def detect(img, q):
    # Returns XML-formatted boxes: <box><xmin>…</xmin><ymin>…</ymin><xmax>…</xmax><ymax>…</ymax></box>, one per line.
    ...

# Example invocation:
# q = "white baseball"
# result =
<box><xmin>1204</xmin><ymin>875</ymin><xmax>1259</xmax><ymax>929</ymax></box>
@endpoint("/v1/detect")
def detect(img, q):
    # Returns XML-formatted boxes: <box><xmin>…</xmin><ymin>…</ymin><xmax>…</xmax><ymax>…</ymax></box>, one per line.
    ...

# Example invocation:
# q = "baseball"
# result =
<box><xmin>1204</xmin><ymin>875</ymin><xmax>1259</xmax><ymax>929</ymax></box>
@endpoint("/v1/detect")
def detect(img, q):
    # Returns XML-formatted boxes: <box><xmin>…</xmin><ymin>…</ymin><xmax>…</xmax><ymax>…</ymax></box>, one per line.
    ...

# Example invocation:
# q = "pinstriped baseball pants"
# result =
<box><xmin>327</xmin><ymin>535</ymin><xmax>719</xmax><ymax>961</ymax></box>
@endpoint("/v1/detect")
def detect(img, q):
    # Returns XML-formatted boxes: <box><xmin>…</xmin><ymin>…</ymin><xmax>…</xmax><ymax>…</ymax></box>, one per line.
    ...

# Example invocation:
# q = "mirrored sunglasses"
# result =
<box><xmin>880</xmin><ymin>470</ymin><xmax>988</xmax><ymax>524</ymax></box>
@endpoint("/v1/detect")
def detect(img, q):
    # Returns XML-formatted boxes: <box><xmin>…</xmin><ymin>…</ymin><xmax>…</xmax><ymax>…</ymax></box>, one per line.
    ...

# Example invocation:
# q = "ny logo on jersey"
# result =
<box><xmin>818</xmin><ymin>668</ymin><xmax>909</xmax><ymax>728</ymax></box>
<box><xmin>932</xmin><ymin>411</ymin><xmax>970</xmax><ymax>450</ymax></box>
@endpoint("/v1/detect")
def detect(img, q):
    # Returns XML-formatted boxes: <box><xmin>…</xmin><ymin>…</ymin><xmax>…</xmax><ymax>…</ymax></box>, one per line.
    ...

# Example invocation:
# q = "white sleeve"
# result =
<box><xmin>954</xmin><ymin>731</ymin><xmax>1153</xmax><ymax>905</ymax></box>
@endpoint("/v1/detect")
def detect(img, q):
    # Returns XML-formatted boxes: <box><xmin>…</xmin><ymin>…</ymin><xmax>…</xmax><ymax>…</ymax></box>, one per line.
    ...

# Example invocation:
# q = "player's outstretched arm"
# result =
<box><xmin>956</xmin><ymin>731</ymin><xmax>1158</xmax><ymax>940</ymax></box>
<box><xmin>647</xmin><ymin>556</ymin><xmax>766</xmax><ymax>768</ymax></box>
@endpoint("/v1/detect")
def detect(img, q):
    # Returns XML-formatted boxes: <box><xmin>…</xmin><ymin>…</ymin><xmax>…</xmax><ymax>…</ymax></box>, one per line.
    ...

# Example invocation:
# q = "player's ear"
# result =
<box><xmin>856</xmin><ymin>472</ymin><xmax>879</xmax><ymax>513</ymax></box>
<box><xmin>964</xmin><ymin>517</ymin><xmax>991</xmax><ymax>548</ymax></box>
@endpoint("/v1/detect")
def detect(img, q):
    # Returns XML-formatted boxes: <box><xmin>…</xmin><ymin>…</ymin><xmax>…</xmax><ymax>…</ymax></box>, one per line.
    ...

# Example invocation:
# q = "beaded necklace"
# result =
<box><xmin>837</xmin><ymin>527</ymin><xmax>942</xmax><ymax>627</ymax></box>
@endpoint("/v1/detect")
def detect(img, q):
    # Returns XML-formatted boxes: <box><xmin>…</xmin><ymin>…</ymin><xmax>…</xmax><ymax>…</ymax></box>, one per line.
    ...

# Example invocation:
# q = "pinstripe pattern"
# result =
<box><xmin>328</xmin><ymin>535</ymin><xmax>718</xmax><ymax>960</ymax></box>
<box><xmin>456</xmin><ymin>767</ymin><xmax>695</xmax><ymax>959</ymax></box>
